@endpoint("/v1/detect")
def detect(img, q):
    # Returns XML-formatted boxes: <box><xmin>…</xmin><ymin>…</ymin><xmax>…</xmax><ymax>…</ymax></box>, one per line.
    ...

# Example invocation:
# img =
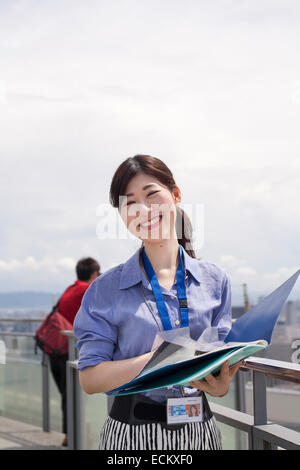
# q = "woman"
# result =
<box><xmin>188</xmin><ymin>404</ymin><xmax>200</xmax><ymax>418</ymax></box>
<box><xmin>73</xmin><ymin>154</ymin><xmax>241</xmax><ymax>450</ymax></box>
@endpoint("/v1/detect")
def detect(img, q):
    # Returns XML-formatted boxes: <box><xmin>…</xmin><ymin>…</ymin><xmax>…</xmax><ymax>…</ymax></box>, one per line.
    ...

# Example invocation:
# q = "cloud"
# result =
<box><xmin>0</xmin><ymin>255</ymin><xmax>77</xmax><ymax>293</ymax></box>
<box><xmin>0</xmin><ymin>255</ymin><xmax>76</xmax><ymax>273</ymax></box>
<box><xmin>0</xmin><ymin>0</ymin><xmax>299</xmax><ymax>302</ymax></box>
<box><xmin>217</xmin><ymin>253</ymin><xmax>300</xmax><ymax>302</ymax></box>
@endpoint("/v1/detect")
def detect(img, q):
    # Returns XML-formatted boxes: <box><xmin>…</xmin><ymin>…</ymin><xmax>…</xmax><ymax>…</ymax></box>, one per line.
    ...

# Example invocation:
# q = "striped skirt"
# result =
<box><xmin>98</xmin><ymin>415</ymin><xmax>222</xmax><ymax>450</ymax></box>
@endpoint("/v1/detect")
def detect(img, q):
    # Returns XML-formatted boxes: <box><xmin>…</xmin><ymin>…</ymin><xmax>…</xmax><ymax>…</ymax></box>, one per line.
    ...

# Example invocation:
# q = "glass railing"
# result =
<box><xmin>0</xmin><ymin>329</ymin><xmax>109</xmax><ymax>449</ymax></box>
<box><xmin>1</xmin><ymin>327</ymin><xmax>300</xmax><ymax>450</ymax></box>
<box><xmin>81</xmin><ymin>389</ymin><xmax>109</xmax><ymax>450</ymax></box>
<box><xmin>208</xmin><ymin>377</ymin><xmax>249</xmax><ymax>450</ymax></box>
<box><xmin>0</xmin><ymin>332</ymin><xmax>62</xmax><ymax>432</ymax></box>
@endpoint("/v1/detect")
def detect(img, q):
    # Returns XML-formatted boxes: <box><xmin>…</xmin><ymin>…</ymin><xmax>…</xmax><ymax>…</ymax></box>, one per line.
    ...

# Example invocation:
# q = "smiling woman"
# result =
<box><xmin>73</xmin><ymin>154</ymin><xmax>238</xmax><ymax>450</ymax></box>
<box><xmin>110</xmin><ymin>154</ymin><xmax>195</xmax><ymax>259</ymax></box>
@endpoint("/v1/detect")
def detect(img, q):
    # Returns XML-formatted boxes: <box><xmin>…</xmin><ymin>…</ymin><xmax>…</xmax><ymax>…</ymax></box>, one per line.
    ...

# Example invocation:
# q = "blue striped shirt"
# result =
<box><xmin>73</xmin><ymin>244</ymin><xmax>232</xmax><ymax>402</ymax></box>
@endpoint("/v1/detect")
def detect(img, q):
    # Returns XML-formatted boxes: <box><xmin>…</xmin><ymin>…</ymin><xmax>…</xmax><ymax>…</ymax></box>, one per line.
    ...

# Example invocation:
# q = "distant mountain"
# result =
<box><xmin>0</xmin><ymin>291</ymin><xmax>61</xmax><ymax>309</ymax></box>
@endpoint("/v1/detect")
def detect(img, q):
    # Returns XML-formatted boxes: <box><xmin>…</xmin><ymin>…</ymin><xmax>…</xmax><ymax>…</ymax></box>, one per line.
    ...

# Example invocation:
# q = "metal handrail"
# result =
<box><xmin>0</xmin><ymin>318</ymin><xmax>45</xmax><ymax>322</ymax></box>
<box><xmin>60</xmin><ymin>330</ymin><xmax>76</xmax><ymax>338</ymax></box>
<box><xmin>210</xmin><ymin>401</ymin><xmax>300</xmax><ymax>450</ymax></box>
<box><xmin>242</xmin><ymin>357</ymin><xmax>300</xmax><ymax>384</ymax></box>
<box><xmin>0</xmin><ymin>331</ymin><xmax>36</xmax><ymax>337</ymax></box>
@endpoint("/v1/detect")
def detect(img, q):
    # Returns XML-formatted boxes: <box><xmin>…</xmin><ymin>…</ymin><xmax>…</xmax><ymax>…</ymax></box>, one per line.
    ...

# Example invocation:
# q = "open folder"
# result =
<box><xmin>109</xmin><ymin>269</ymin><xmax>300</xmax><ymax>396</ymax></box>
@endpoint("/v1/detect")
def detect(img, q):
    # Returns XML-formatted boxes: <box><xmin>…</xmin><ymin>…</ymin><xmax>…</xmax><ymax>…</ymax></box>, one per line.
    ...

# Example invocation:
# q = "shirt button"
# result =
<box><xmin>175</xmin><ymin>320</ymin><xmax>180</xmax><ymax>326</ymax></box>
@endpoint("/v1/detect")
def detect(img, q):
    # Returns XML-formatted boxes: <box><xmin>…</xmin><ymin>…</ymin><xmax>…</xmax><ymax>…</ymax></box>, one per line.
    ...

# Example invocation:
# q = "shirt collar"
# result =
<box><xmin>75</xmin><ymin>279</ymin><xmax>90</xmax><ymax>287</ymax></box>
<box><xmin>119</xmin><ymin>244</ymin><xmax>201</xmax><ymax>290</ymax></box>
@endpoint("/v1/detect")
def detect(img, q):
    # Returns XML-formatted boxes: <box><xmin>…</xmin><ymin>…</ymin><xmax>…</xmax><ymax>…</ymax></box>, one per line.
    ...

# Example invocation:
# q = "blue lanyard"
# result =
<box><xmin>141</xmin><ymin>244</ymin><xmax>189</xmax><ymax>330</ymax></box>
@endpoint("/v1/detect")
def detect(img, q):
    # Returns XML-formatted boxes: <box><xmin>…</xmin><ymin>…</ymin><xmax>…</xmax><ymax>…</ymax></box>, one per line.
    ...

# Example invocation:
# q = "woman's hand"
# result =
<box><xmin>188</xmin><ymin>361</ymin><xmax>242</xmax><ymax>397</ymax></box>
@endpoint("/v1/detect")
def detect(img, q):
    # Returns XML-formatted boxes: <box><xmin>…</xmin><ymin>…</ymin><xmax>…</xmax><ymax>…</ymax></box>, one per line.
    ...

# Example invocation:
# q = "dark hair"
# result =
<box><xmin>109</xmin><ymin>154</ymin><xmax>197</xmax><ymax>258</ymax></box>
<box><xmin>76</xmin><ymin>257</ymin><xmax>101</xmax><ymax>282</ymax></box>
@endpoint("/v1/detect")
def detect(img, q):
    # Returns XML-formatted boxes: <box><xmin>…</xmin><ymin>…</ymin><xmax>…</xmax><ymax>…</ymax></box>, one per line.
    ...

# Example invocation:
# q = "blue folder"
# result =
<box><xmin>225</xmin><ymin>269</ymin><xmax>300</xmax><ymax>343</ymax></box>
<box><xmin>109</xmin><ymin>269</ymin><xmax>300</xmax><ymax>396</ymax></box>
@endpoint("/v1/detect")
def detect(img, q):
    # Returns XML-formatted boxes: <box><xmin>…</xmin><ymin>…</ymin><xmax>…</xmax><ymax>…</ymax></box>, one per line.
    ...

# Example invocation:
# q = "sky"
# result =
<box><xmin>0</xmin><ymin>0</ymin><xmax>300</xmax><ymax>305</ymax></box>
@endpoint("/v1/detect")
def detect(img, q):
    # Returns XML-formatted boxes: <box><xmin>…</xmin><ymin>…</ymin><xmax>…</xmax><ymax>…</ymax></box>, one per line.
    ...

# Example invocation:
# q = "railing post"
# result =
<box><xmin>41</xmin><ymin>352</ymin><xmax>50</xmax><ymax>432</ymax></box>
<box><xmin>75</xmin><ymin>369</ymin><xmax>85</xmax><ymax>449</ymax></box>
<box><xmin>66</xmin><ymin>360</ymin><xmax>75</xmax><ymax>449</ymax></box>
<box><xmin>252</xmin><ymin>370</ymin><xmax>277</xmax><ymax>450</ymax></box>
<box><xmin>66</xmin><ymin>360</ymin><xmax>85</xmax><ymax>450</ymax></box>
<box><xmin>235</xmin><ymin>369</ymin><xmax>246</xmax><ymax>412</ymax></box>
<box><xmin>253</xmin><ymin>370</ymin><xmax>267</xmax><ymax>426</ymax></box>
<box><xmin>234</xmin><ymin>369</ymin><xmax>247</xmax><ymax>449</ymax></box>
<box><xmin>60</xmin><ymin>330</ymin><xmax>78</xmax><ymax>362</ymax></box>
<box><xmin>67</xmin><ymin>334</ymin><xmax>77</xmax><ymax>361</ymax></box>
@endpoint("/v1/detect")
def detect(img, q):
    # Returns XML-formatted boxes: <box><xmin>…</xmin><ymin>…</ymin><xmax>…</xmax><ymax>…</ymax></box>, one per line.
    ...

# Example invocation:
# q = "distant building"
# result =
<box><xmin>232</xmin><ymin>306</ymin><xmax>245</xmax><ymax>319</ymax></box>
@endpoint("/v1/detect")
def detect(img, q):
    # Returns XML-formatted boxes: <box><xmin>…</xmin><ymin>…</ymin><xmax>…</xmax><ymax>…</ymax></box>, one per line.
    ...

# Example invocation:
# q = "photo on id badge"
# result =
<box><xmin>167</xmin><ymin>397</ymin><xmax>203</xmax><ymax>424</ymax></box>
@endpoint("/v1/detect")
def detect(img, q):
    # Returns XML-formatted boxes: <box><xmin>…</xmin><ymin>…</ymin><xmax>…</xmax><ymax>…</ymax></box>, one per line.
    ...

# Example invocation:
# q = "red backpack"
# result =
<box><xmin>35</xmin><ymin>295</ymin><xmax>73</xmax><ymax>356</ymax></box>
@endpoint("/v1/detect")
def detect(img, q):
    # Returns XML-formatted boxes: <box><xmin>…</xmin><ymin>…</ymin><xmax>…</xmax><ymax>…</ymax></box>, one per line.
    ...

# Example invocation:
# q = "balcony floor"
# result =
<box><xmin>0</xmin><ymin>416</ymin><xmax>65</xmax><ymax>450</ymax></box>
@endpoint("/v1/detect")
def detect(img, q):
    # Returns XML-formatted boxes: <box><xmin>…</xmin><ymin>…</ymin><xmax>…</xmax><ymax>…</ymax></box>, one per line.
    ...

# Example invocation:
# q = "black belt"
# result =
<box><xmin>109</xmin><ymin>392</ymin><xmax>213</xmax><ymax>429</ymax></box>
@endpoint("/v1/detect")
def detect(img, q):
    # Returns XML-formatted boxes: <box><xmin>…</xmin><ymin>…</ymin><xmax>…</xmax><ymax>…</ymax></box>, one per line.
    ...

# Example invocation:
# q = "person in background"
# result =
<box><xmin>50</xmin><ymin>257</ymin><xmax>101</xmax><ymax>447</ymax></box>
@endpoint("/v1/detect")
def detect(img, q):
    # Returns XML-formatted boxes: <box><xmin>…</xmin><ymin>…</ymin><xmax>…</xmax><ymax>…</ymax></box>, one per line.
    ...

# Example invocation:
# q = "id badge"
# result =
<box><xmin>166</xmin><ymin>396</ymin><xmax>203</xmax><ymax>425</ymax></box>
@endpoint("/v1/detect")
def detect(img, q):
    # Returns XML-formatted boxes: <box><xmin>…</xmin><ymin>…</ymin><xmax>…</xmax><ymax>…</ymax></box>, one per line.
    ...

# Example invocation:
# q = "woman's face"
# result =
<box><xmin>119</xmin><ymin>172</ymin><xmax>181</xmax><ymax>244</ymax></box>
